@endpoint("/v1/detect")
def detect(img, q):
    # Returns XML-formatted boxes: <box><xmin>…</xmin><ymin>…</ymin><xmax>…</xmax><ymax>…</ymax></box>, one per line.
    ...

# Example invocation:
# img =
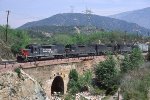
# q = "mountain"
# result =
<box><xmin>19</xmin><ymin>13</ymin><xmax>150</xmax><ymax>36</ymax></box>
<box><xmin>110</xmin><ymin>7</ymin><xmax>150</xmax><ymax>29</ymax></box>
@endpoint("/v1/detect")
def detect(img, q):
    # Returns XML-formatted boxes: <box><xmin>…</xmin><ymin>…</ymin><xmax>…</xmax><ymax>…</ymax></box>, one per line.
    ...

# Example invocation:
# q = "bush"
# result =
<box><xmin>121</xmin><ymin>48</ymin><xmax>144</xmax><ymax>73</ymax></box>
<box><xmin>10</xmin><ymin>30</ymin><xmax>30</xmax><ymax>55</ymax></box>
<box><xmin>68</xmin><ymin>69</ymin><xmax>80</xmax><ymax>94</ymax></box>
<box><xmin>68</xmin><ymin>79</ymin><xmax>80</xmax><ymax>94</ymax></box>
<box><xmin>68</xmin><ymin>69</ymin><xmax>93</xmax><ymax>94</ymax></box>
<box><xmin>14</xmin><ymin>68</ymin><xmax>21</xmax><ymax>78</ymax></box>
<box><xmin>95</xmin><ymin>55</ymin><xmax>119</xmax><ymax>95</ymax></box>
<box><xmin>64</xmin><ymin>94</ymin><xmax>75</xmax><ymax>100</ymax></box>
<box><xmin>78</xmin><ymin>70</ymin><xmax>92</xmax><ymax>91</ymax></box>
<box><xmin>69</xmin><ymin>69</ymin><xmax>78</xmax><ymax>82</ymax></box>
<box><xmin>121</xmin><ymin>54</ymin><xmax>133</xmax><ymax>73</ymax></box>
<box><xmin>130</xmin><ymin>48</ymin><xmax>144</xmax><ymax>69</ymax></box>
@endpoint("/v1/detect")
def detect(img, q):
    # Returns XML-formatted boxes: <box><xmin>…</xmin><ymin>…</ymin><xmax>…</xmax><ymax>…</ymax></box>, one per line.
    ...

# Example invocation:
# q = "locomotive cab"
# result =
<box><xmin>17</xmin><ymin>44</ymin><xmax>40</xmax><ymax>62</ymax></box>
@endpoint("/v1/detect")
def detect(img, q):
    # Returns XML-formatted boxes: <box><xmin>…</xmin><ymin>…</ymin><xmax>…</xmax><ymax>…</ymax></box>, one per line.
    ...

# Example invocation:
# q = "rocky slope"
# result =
<box><xmin>0</xmin><ymin>70</ymin><xmax>47</xmax><ymax>100</ymax></box>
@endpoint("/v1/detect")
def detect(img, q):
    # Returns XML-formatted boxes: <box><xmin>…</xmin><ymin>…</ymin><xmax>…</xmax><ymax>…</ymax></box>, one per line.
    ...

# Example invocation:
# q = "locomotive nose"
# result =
<box><xmin>21</xmin><ymin>49</ymin><xmax>29</xmax><ymax>57</ymax></box>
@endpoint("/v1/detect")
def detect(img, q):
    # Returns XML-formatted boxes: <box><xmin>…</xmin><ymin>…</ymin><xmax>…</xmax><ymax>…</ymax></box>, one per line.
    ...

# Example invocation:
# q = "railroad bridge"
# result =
<box><xmin>0</xmin><ymin>56</ymin><xmax>105</xmax><ymax>98</ymax></box>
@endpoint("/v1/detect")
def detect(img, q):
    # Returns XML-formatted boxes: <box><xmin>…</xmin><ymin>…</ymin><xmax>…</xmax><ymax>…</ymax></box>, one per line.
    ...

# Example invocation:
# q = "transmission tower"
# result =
<box><xmin>82</xmin><ymin>8</ymin><xmax>94</xmax><ymax>32</ymax></box>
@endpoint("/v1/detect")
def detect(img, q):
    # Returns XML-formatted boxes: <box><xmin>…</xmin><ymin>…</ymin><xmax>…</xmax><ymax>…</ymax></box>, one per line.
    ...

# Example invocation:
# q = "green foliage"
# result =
<box><xmin>130</xmin><ymin>48</ymin><xmax>144</xmax><ymax>68</ymax></box>
<box><xmin>14</xmin><ymin>68</ymin><xmax>21</xmax><ymax>78</ymax></box>
<box><xmin>95</xmin><ymin>55</ymin><xmax>117</xmax><ymax>87</ymax></box>
<box><xmin>90</xmin><ymin>86</ymin><xmax>105</xmax><ymax>95</ymax></box>
<box><xmin>68</xmin><ymin>69</ymin><xmax>80</xmax><ymax>94</ymax></box>
<box><xmin>53</xmin><ymin>34</ymin><xmax>74</xmax><ymax>45</ymax></box>
<box><xmin>68</xmin><ymin>70</ymin><xmax>93</xmax><ymax>94</ymax></box>
<box><xmin>64</xmin><ymin>94</ymin><xmax>75</xmax><ymax>100</ymax></box>
<box><xmin>121</xmin><ymin>48</ymin><xmax>144</xmax><ymax>73</ymax></box>
<box><xmin>29</xmin><ymin>30</ymin><xmax>148</xmax><ymax>45</ymax></box>
<box><xmin>95</xmin><ymin>55</ymin><xmax>119</xmax><ymax>95</ymax></box>
<box><xmin>67</xmin><ymin>80</ymin><xmax>80</xmax><ymax>94</ymax></box>
<box><xmin>69</xmin><ymin>69</ymin><xmax>78</xmax><ymax>81</ymax></box>
<box><xmin>0</xmin><ymin>25</ymin><xmax>30</xmax><ymax>55</ymax></box>
<box><xmin>121</xmin><ymin>54</ymin><xmax>132</xmax><ymax>73</ymax></box>
<box><xmin>11</xmin><ymin>30</ymin><xmax>30</xmax><ymax>54</ymax></box>
<box><xmin>78</xmin><ymin>70</ymin><xmax>93</xmax><ymax>91</ymax></box>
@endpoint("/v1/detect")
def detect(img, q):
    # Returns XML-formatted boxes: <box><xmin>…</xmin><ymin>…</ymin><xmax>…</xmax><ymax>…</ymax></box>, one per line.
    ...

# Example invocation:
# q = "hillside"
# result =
<box><xmin>19</xmin><ymin>13</ymin><xmax>150</xmax><ymax>36</ymax></box>
<box><xmin>110</xmin><ymin>7</ymin><xmax>150</xmax><ymax>30</ymax></box>
<box><xmin>0</xmin><ymin>25</ymin><xmax>30</xmax><ymax>60</ymax></box>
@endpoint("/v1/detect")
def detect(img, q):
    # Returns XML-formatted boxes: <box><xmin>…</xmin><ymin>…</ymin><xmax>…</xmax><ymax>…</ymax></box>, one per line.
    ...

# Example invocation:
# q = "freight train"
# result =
<box><xmin>17</xmin><ymin>43</ymin><xmax>149</xmax><ymax>62</ymax></box>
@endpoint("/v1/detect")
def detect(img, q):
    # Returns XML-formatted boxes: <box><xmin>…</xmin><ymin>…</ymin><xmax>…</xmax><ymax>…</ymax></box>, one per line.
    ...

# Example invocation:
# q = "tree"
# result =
<box><xmin>95</xmin><ymin>55</ymin><xmax>119</xmax><ymax>94</ymax></box>
<box><xmin>69</xmin><ymin>69</ymin><xmax>78</xmax><ymax>81</ymax></box>
<box><xmin>68</xmin><ymin>69</ymin><xmax>80</xmax><ymax>94</ymax></box>
<box><xmin>11</xmin><ymin>31</ymin><xmax>30</xmax><ymax>54</ymax></box>
<box><xmin>130</xmin><ymin>48</ymin><xmax>144</xmax><ymax>69</ymax></box>
<box><xmin>53</xmin><ymin>34</ymin><xmax>73</xmax><ymax>45</ymax></box>
<box><xmin>78</xmin><ymin>70</ymin><xmax>93</xmax><ymax>91</ymax></box>
<box><xmin>121</xmin><ymin>54</ymin><xmax>133</xmax><ymax>73</ymax></box>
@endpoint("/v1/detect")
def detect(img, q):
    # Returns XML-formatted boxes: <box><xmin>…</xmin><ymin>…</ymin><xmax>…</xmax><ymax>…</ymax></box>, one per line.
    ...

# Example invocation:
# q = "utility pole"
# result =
<box><xmin>5</xmin><ymin>10</ymin><xmax>10</xmax><ymax>42</ymax></box>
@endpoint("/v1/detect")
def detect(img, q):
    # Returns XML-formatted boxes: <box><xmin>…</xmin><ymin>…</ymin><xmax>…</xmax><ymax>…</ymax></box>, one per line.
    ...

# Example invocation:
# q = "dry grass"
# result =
<box><xmin>121</xmin><ymin>62</ymin><xmax>150</xmax><ymax>100</ymax></box>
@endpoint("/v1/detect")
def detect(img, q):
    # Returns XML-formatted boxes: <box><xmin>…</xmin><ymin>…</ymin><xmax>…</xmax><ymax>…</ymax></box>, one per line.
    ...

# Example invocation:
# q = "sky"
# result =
<box><xmin>0</xmin><ymin>0</ymin><xmax>150</xmax><ymax>28</ymax></box>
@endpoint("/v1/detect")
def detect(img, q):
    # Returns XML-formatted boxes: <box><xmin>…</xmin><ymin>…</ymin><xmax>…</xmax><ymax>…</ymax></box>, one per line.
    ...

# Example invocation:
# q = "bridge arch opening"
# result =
<box><xmin>51</xmin><ymin>76</ymin><xmax>64</xmax><ymax>95</ymax></box>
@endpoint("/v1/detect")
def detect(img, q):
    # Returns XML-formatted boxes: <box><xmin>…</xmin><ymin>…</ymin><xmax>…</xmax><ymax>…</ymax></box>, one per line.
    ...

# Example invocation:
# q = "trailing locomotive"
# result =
<box><xmin>17</xmin><ymin>43</ymin><xmax>149</xmax><ymax>62</ymax></box>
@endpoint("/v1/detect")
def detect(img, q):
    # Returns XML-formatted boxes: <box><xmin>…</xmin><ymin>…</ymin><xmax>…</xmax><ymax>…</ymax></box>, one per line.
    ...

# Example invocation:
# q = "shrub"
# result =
<box><xmin>121</xmin><ymin>54</ymin><xmax>133</xmax><ymax>73</ymax></box>
<box><xmin>64</xmin><ymin>94</ymin><xmax>75</xmax><ymax>100</ymax></box>
<box><xmin>130</xmin><ymin>48</ymin><xmax>144</xmax><ymax>69</ymax></box>
<box><xmin>14</xmin><ymin>68</ymin><xmax>21</xmax><ymax>78</ymax></box>
<box><xmin>69</xmin><ymin>69</ymin><xmax>78</xmax><ymax>81</ymax></box>
<box><xmin>68</xmin><ymin>69</ymin><xmax>80</xmax><ymax>94</ymax></box>
<box><xmin>121</xmin><ymin>48</ymin><xmax>144</xmax><ymax>73</ymax></box>
<box><xmin>68</xmin><ymin>69</ymin><xmax>93</xmax><ymax>94</ymax></box>
<box><xmin>95</xmin><ymin>55</ymin><xmax>119</xmax><ymax>95</ymax></box>
<box><xmin>78</xmin><ymin>70</ymin><xmax>93</xmax><ymax>92</ymax></box>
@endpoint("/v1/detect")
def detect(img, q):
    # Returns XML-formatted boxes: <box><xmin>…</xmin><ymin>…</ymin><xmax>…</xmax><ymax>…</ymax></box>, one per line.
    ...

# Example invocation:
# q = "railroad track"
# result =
<box><xmin>0</xmin><ymin>53</ymin><xmax>147</xmax><ymax>73</ymax></box>
<box><xmin>0</xmin><ymin>56</ymin><xmax>106</xmax><ymax>73</ymax></box>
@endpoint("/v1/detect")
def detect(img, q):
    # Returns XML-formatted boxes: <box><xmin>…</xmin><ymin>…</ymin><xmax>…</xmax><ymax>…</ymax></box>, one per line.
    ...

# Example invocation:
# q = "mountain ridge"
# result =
<box><xmin>110</xmin><ymin>7</ymin><xmax>150</xmax><ymax>29</ymax></box>
<box><xmin>19</xmin><ymin>13</ymin><xmax>150</xmax><ymax>35</ymax></box>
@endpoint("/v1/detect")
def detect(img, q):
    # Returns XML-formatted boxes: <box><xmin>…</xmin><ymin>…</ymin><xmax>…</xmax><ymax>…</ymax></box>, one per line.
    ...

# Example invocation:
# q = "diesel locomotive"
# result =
<box><xmin>17</xmin><ymin>43</ymin><xmax>149</xmax><ymax>62</ymax></box>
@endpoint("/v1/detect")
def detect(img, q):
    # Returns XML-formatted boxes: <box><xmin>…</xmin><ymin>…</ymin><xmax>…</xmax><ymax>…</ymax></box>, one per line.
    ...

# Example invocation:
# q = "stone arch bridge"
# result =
<box><xmin>0</xmin><ymin>56</ymin><xmax>105</xmax><ymax>98</ymax></box>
